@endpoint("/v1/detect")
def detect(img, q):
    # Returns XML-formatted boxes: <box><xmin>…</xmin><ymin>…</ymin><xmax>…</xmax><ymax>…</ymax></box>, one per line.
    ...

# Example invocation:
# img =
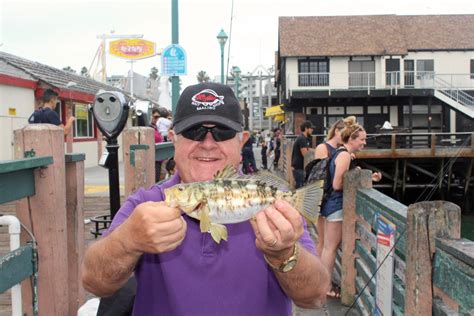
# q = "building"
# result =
<box><xmin>0</xmin><ymin>52</ymin><xmax>131</xmax><ymax>167</ymax></box>
<box><xmin>276</xmin><ymin>15</ymin><xmax>474</xmax><ymax>135</ymax></box>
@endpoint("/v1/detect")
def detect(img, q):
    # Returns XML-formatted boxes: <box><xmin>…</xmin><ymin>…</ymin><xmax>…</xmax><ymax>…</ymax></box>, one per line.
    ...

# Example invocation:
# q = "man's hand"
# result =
<box><xmin>117</xmin><ymin>201</ymin><xmax>187</xmax><ymax>255</ymax></box>
<box><xmin>250</xmin><ymin>199</ymin><xmax>303</xmax><ymax>264</ymax></box>
<box><xmin>67</xmin><ymin>116</ymin><xmax>76</xmax><ymax>123</ymax></box>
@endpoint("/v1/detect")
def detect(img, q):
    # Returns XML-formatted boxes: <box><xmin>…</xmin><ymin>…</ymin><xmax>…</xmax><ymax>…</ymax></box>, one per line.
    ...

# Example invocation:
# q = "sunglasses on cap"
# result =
<box><xmin>181</xmin><ymin>125</ymin><xmax>237</xmax><ymax>142</ymax></box>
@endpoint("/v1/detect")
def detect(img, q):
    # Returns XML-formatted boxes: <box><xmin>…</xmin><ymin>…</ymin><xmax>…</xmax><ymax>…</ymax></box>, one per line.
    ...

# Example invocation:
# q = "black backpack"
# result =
<box><xmin>305</xmin><ymin>145</ymin><xmax>349</xmax><ymax>206</ymax></box>
<box><xmin>28</xmin><ymin>108</ymin><xmax>45</xmax><ymax>123</ymax></box>
<box><xmin>304</xmin><ymin>143</ymin><xmax>333</xmax><ymax>185</ymax></box>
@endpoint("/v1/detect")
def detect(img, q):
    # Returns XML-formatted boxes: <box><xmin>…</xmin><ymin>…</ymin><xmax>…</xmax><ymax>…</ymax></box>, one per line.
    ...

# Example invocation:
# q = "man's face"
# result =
<box><xmin>170</xmin><ymin>124</ymin><xmax>249</xmax><ymax>183</ymax></box>
<box><xmin>151</xmin><ymin>113</ymin><xmax>159</xmax><ymax>124</ymax></box>
<box><xmin>50</xmin><ymin>97</ymin><xmax>59</xmax><ymax>109</ymax></box>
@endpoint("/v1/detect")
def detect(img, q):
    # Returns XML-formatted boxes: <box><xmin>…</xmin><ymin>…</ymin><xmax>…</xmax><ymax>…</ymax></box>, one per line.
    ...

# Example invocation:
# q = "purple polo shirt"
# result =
<box><xmin>106</xmin><ymin>173</ymin><xmax>317</xmax><ymax>315</ymax></box>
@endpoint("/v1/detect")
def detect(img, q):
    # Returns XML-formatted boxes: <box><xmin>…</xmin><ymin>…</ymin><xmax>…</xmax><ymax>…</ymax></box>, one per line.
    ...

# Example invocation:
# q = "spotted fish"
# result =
<box><xmin>164</xmin><ymin>165</ymin><xmax>324</xmax><ymax>243</ymax></box>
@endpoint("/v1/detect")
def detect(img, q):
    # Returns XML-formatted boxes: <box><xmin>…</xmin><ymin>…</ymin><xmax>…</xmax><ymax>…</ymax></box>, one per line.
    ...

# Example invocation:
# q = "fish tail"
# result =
<box><xmin>294</xmin><ymin>180</ymin><xmax>324</xmax><ymax>222</ymax></box>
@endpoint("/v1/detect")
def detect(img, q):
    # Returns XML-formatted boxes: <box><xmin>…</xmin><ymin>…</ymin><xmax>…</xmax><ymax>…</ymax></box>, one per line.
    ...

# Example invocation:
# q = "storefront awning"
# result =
<box><xmin>273</xmin><ymin>114</ymin><xmax>285</xmax><ymax>122</ymax></box>
<box><xmin>265</xmin><ymin>105</ymin><xmax>284</xmax><ymax>117</ymax></box>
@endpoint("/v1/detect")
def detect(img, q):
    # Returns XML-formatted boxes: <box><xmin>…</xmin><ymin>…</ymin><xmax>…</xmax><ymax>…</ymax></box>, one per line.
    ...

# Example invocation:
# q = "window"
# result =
<box><xmin>298</xmin><ymin>58</ymin><xmax>329</xmax><ymax>86</ymax></box>
<box><xmin>471</xmin><ymin>60</ymin><xmax>474</xmax><ymax>79</ymax></box>
<box><xmin>348</xmin><ymin>60</ymin><xmax>375</xmax><ymax>88</ymax></box>
<box><xmin>73</xmin><ymin>103</ymin><xmax>94</xmax><ymax>138</ymax></box>
<box><xmin>416</xmin><ymin>59</ymin><xmax>435</xmax><ymax>87</ymax></box>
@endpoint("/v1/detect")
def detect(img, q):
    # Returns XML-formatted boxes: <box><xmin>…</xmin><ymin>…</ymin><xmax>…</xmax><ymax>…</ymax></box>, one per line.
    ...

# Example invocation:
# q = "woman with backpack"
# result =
<box><xmin>313</xmin><ymin>118</ymin><xmax>351</xmax><ymax>259</ymax></box>
<box><xmin>319</xmin><ymin>119</ymin><xmax>382</xmax><ymax>299</ymax></box>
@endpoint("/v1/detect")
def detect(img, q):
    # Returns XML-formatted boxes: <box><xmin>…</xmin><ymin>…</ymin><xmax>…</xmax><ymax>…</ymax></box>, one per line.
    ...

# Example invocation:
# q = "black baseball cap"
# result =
<box><xmin>172</xmin><ymin>82</ymin><xmax>243</xmax><ymax>134</ymax></box>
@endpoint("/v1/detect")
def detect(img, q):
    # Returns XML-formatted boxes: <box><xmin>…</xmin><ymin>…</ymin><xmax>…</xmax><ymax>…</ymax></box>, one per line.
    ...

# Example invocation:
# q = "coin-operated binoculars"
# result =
<box><xmin>90</xmin><ymin>91</ymin><xmax>130</xmax><ymax>219</ymax></box>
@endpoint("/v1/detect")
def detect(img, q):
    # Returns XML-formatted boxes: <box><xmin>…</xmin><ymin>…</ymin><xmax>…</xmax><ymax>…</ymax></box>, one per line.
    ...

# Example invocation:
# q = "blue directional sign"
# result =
<box><xmin>161</xmin><ymin>44</ymin><xmax>187</xmax><ymax>76</ymax></box>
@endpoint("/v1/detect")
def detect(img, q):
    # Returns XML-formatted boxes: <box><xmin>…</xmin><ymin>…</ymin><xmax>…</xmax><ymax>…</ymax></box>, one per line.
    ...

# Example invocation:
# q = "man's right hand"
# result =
<box><xmin>117</xmin><ymin>201</ymin><xmax>187</xmax><ymax>255</ymax></box>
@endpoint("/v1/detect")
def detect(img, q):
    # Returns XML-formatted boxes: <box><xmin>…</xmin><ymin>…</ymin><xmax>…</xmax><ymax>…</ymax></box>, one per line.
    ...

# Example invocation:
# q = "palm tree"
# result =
<box><xmin>149</xmin><ymin>67</ymin><xmax>159</xmax><ymax>80</ymax></box>
<box><xmin>196</xmin><ymin>70</ymin><xmax>210</xmax><ymax>83</ymax></box>
<box><xmin>80</xmin><ymin>66</ymin><xmax>90</xmax><ymax>77</ymax></box>
<box><xmin>62</xmin><ymin>66</ymin><xmax>76</xmax><ymax>73</ymax></box>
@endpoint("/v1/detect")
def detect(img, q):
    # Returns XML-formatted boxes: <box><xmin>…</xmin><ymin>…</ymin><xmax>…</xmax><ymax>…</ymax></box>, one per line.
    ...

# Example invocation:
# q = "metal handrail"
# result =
<box><xmin>287</xmin><ymin>71</ymin><xmax>474</xmax><ymax>92</ymax></box>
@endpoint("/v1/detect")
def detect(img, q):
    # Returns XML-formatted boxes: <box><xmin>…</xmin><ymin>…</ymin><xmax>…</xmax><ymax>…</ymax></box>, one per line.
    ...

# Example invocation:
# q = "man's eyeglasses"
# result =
<box><xmin>181</xmin><ymin>125</ymin><xmax>237</xmax><ymax>142</ymax></box>
<box><xmin>153</xmin><ymin>115</ymin><xmax>159</xmax><ymax>119</ymax></box>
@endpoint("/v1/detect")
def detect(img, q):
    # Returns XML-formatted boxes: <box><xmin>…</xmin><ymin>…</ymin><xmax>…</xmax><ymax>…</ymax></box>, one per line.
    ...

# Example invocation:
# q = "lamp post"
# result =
<box><xmin>232</xmin><ymin>66</ymin><xmax>241</xmax><ymax>99</ymax></box>
<box><xmin>216</xmin><ymin>29</ymin><xmax>228</xmax><ymax>84</ymax></box>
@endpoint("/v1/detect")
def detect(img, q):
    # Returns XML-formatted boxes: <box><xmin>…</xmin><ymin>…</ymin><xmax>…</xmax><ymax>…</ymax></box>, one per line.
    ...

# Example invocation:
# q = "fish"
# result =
<box><xmin>164</xmin><ymin>165</ymin><xmax>324</xmax><ymax>244</ymax></box>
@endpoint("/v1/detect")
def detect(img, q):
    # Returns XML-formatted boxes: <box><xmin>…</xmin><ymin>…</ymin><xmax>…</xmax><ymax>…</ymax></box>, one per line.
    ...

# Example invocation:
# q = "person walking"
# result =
<box><xmin>150</xmin><ymin>108</ymin><xmax>164</xmax><ymax>182</ymax></box>
<box><xmin>291</xmin><ymin>121</ymin><xmax>314</xmax><ymax>189</ymax></box>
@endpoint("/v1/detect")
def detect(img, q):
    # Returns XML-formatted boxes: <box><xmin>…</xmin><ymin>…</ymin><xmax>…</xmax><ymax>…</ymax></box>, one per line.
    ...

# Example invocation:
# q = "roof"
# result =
<box><xmin>279</xmin><ymin>15</ymin><xmax>474</xmax><ymax>57</ymax></box>
<box><xmin>0</xmin><ymin>51</ymin><xmax>125</xmax><ymax>98</ymax></box>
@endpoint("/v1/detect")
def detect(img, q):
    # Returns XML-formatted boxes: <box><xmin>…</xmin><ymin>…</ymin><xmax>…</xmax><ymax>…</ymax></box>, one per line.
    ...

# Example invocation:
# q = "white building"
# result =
<box><xmin>276</xmin><ymin>15</ymin><xmax>474</xmax><ymax>134</ymax></box>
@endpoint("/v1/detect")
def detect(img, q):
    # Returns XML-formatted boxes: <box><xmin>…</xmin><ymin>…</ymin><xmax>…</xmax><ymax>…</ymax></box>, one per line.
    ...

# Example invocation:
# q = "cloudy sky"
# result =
<box><xmin>1</xmin><ymin>0</ymin><xmax>473</xmax><ymax>88</ymax></box>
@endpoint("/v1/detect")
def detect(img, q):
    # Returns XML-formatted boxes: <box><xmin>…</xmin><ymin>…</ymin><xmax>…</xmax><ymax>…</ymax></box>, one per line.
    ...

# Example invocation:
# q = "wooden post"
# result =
<box><xmin>123</xmin><ymin>127</ymin><xmax>155</xmax><ymax>197</ymax></box>
<box><xmin>405</xmin><ymin>200</ymin><xmax>461</xmax><ymax>315</ymax></box>
<box><xmin>13</xmin><ymin>125</ymin><xmax>69</xmax><ymax>315</ymax></box>
<box><xmin>65</xmin><ymin>153</ymin><xmax>86</xmax><ymax>315</ymax></box>
<box><xmin>341</xmin><ymin>169</ymin><xmax>372</xmax><ymax>305</ymax></box>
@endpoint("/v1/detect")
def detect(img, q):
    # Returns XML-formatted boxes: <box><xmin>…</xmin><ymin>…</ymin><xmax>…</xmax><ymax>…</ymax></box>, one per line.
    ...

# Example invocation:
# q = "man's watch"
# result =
<box><xmin>263</xmin><ymin>244</ymin><xmax>300</xmax><ymax>273</ymax></box>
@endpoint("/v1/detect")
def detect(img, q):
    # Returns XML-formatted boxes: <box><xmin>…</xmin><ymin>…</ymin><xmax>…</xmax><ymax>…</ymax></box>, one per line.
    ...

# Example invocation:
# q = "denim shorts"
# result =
<box><xmin>325</xmin><ymin>209</ymin><xmax>343</xmax><ymax>222</ymax></box>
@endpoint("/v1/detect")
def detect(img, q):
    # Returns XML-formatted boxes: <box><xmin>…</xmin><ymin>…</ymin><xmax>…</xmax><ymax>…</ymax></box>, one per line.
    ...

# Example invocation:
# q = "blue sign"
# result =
<box><xmin>161</xmin><ymin>44</ymin><xmax>187</xmax><ymax>76</ymax></box>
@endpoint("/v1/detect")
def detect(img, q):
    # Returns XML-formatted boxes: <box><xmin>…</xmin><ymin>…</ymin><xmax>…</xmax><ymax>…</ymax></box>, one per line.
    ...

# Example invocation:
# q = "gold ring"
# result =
<box><xmin>269</xmin><ymin>239</ymin><xmax>277</xmax><ymax>247</ymax></box>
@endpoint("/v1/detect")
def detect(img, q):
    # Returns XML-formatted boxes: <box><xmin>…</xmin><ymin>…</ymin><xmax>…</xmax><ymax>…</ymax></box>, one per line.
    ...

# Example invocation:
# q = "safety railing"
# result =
<box><xmin>0</xmin><ymin>156</ymin><xmax>52</xmax><ymax>316</ymax></box>
<box><xmin>285</xmin><ymin>71</ymin><xmax>474</xmax><ymax>97</ymax></box>
<box><xmin>341</xmin><ymin>169</ymin><xmax>474</xmax><ymax>315</ymax></box>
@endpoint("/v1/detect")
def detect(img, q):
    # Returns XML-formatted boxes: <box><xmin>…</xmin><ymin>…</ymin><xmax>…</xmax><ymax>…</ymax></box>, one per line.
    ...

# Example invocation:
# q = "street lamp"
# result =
<box><xmin>231</xmin><ymin>66</ymin><xmax>241</xmax><ymax>99</ymax></box>
<box><xmin>216</xmin><ymin>29</ymin><xmax>228</xmax><ymax>84</ymax></box>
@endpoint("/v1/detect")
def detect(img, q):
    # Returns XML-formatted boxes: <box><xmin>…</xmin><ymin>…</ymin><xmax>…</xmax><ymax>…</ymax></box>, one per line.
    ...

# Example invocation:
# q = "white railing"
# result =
<box><xmin>286</xmin><ymin>71</ymin><xmax>474</xmax><ymax>94</ymax></box>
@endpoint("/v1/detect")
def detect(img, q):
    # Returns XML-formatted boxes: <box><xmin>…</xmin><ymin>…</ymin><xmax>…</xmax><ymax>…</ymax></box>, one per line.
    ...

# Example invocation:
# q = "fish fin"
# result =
<box><xmin>214</xmin><ymin>164</ymin><xmax>239</xmax><ymax>180</ymax></box>
<box><xmin>253</xmin><ymin>170</ymin><xmax>290</xmax><ymax>191</ymax></box>
<box><xmin>294</xmin><ymin>180</ymin><xmax>324</xmax><ymax>222</ymax></box>
<box><xmin>199</xmin><ymin>204</ymin><xmax>211</xmax><ymax>233</ymax></box>
<box><xmin>210</xmin><ymin>223</ymin><xmax>228</xmax><ymax>244</ymax></box>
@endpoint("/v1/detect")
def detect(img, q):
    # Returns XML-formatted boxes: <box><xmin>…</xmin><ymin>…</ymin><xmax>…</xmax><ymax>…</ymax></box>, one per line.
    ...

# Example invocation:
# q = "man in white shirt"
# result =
<box><xmin>157</xmin><ymin>107</ymin><xmax>172</xmax><ymax>141</ymax></box>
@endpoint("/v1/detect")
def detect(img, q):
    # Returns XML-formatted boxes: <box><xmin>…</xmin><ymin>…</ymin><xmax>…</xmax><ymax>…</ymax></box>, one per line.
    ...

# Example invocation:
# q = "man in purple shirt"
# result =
<box><xmin>82</xmin><ymin>82</ymin><xmax>329</xmax><ymax>315</ymax></box>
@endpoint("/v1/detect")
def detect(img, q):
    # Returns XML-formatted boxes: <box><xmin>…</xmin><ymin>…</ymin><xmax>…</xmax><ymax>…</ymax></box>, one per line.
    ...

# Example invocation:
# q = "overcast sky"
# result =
<box><xmin>1</xmin><ymin>0</ymin><xmax>473</xmax><ymax>89</ymax></box>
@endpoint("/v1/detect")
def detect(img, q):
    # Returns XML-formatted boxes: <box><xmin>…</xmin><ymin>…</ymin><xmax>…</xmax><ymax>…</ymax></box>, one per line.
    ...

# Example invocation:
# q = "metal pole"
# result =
<box><xmin>129</xmin><ymin>61</ymin><xmax>134</xmax><ymax>98</ymax></box>
<box><xmin>267</xmin><ymin>76</ymin><xmax>272</xmax><ymax>130</ymax></box>
<box><xmin>259</xmin><ymin>71</ymin><xmax>263</xmax><ymax>130</ymax></box>
<box><xmin>171</xmin><ymin>0</ymin><xmax>180</xmax><ymax>115</ymax></box>
<box><xmin>101</xmin><ymin>39</ymin><xmax>106</xmax><ymax>82</ymax></box>
<box><xmin>249</xmin><ymin>78</ymin><xmax>253</xmax><ymax>131</ymax></box>
<box><xmin>220</xmin><ymin>45</ymin><xmax>225</xmax><ymax>84</ymax></box>
<box><xmin>106</xmin><ymin>139</ymin><xmax>121</xmax><ymax>219</ymax></box>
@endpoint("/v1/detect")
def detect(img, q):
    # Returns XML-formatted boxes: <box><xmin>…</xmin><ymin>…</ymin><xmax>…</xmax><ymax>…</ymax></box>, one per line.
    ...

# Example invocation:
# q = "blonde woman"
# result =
<box><xmin>319</xmin><ymin>120</ymin><xmax>381</xmax><ymax>298</ymax></box>
<box><xmin>313</xmin><ymin>117</ymin><xmax>354</xmax><ymax>258</ymax></box>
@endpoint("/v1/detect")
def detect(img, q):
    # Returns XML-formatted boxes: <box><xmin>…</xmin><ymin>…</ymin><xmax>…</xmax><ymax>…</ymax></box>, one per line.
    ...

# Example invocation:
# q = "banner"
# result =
<box><xmin>109</xmin><ymin>39</ymin><xmax>156</xmax><ymax>60</ymax></box>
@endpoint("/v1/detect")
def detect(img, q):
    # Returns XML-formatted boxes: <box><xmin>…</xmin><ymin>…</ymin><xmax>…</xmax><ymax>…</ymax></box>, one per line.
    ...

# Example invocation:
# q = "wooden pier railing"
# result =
<box><xmin>342</xmin><ymin>169</ymin><xmax>473</xmax><ymax>315</ymax></box>
<box><xmin>0</xmin><ymin>125</ymin><xmax>86</xmax><ymax>315</ymax></box>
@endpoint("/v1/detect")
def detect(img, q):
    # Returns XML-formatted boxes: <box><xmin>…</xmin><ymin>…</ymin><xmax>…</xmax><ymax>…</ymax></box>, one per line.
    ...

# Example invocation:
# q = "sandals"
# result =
<box><xmin>326</xmin><ymin>283</ymin><xmax>341</xmax><ymax>299</ymax></box>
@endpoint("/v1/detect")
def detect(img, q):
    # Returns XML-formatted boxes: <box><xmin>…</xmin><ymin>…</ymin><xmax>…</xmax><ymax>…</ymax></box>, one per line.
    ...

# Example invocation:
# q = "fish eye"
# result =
<box><xmin>178</xmin><ymin>186</ymin><xmax>184</xmax><ymax>191</ymax></box>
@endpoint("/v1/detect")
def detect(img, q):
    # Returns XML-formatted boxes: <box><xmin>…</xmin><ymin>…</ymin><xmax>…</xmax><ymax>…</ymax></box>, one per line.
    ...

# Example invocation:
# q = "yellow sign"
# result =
<box><xmin>8</xmin><ymin>108</ymin><xmax>17</xmax><ymax>116</ymax></box>
<box><xmin>109</xmin><ymin>39</ymin><xmax>156</xmax><ymax>60</ymax></box>
<box><xmin>265</xmin><ymin>105</ymin><xmax>284</xmax><ymax>117</ymax></box>
<box><xmin>75</xmin><ymin>104</ymin><xmax>88</xmax><ymax>120</ymax></box>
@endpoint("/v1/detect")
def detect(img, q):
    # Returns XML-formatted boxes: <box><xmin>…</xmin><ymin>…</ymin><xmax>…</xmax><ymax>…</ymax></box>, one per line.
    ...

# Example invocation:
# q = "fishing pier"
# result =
<box><xmin>0</xmin><ymin>125</ymin><xmax>473</xmax><ymax>315</ymax></box>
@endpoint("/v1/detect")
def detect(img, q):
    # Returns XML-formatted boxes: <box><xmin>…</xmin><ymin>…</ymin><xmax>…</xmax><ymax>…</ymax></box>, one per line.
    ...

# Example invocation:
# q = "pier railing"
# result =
<box><xmin>0</xmin><ymin>125</ymin><xmax>86</xmax><ymax>315</ymax></box>
<box><xmin>341</xmin><ymin>169</ymin><xmax>473</xmax><ymax>315</ymax></box>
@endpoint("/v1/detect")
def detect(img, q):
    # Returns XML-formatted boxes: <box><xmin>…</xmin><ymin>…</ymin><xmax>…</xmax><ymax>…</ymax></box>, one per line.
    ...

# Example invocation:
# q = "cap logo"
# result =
<box><xmin>191</xmin><ymin>89</ymin><xmax>225</xmax><ymax>110</ymax></box>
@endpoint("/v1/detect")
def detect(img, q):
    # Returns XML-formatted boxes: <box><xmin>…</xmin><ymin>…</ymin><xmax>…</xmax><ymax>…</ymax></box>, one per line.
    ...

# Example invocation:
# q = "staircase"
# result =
<box><xmin>433</xmin><ymin>76</ymin><xmax>474</xmax><ymax>118</ymax></box>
